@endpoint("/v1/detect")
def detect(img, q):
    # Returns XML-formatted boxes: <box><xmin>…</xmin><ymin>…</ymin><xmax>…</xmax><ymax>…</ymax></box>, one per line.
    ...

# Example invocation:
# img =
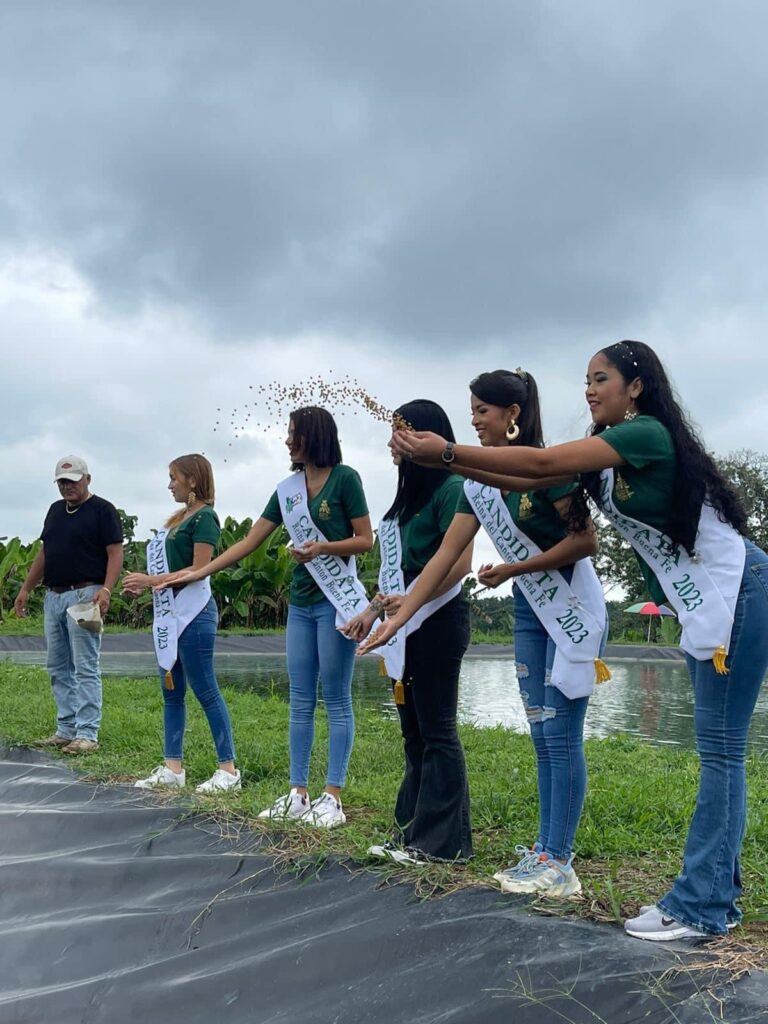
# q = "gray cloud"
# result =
<box><xmin>3</xmin><ymin>1</ymin><xmax>768</xmax><ymax>347</ymax></box>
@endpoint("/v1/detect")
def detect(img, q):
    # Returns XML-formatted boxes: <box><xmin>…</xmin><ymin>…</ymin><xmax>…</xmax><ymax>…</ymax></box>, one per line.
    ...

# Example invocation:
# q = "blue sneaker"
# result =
<box><xmin>492</xmin><ymin>843</ymin><xmax>543</xmax><ymax>884</ymax></box>
<box><xmin>500</xmin><ymin>853</ymin><xmax>582</xmax><ymax>897</ymax></box>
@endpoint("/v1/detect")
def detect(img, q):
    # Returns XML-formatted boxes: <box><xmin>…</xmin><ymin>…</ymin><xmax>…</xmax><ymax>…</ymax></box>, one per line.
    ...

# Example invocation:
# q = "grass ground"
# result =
<box><xmin>1</xmin><ymin>661</ymin><xmax>767</xmax><ymax>952</ymax></box>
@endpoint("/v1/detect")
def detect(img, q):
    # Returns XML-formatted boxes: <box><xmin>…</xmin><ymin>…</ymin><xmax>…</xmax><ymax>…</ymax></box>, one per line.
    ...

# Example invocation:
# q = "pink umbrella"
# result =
<box><xmin>625</xmin><ymin>601</ymin><xmax>676</xmax><ymax>642</ymax></box>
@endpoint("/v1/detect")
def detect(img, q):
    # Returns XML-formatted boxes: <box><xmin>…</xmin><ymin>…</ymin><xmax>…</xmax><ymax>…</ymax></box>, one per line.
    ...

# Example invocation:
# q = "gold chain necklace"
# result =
<box><xmin>65</xmin><ymin>494</ymin><xmax>92</xmax><ymax>515</ymax></box>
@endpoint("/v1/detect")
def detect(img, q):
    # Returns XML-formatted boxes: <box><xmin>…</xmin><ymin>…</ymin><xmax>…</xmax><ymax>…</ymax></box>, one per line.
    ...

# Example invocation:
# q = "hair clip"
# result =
<box><xmin>512</xmin><ymin>367</ymin><xmax>528</xmax><ymax>382</ymax></box>
<box><xmin>615</xmin><ymin>341</ymin><xmax>639</xmax><ymax>368</ymax></box>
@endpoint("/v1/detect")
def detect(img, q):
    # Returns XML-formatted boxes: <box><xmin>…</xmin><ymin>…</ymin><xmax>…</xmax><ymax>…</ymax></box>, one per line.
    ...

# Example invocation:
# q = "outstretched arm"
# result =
<box><xmin>356</xmin><ymin>513</ymin><xmax>479</xmax><ymax>654</ymax></box>
<box><xmin>394</xmin><ymin>431</ymin><xmax>625</xmax><ymax>477</ymax></box>
<box><xmin>156</xmin><ymin>517</ymin><xmax>280</xmax><ymax>588</ymax></box>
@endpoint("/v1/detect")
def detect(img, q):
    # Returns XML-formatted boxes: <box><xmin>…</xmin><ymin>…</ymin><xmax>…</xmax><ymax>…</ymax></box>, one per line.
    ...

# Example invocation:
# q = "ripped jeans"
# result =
<box><xmin>513</xmin><ymin>583</ymin><xmax>594</xmax><ymax>860</ymax></box>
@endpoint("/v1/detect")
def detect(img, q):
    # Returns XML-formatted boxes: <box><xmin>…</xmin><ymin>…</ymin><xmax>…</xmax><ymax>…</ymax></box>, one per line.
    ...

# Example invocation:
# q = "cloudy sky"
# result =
<box><xmin>3</xmin><ymin>1</ymin><xmax>768</xmax><ymax>582</ymax></box>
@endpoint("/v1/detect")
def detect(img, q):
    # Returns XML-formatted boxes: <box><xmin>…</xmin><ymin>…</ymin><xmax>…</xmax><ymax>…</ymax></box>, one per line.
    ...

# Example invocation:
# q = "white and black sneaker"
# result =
<box><xmin>258</xmin><ymin>788</ymin><xmax>311</xmax><ymax>820</ymax></box>
<box><xmin>302</xmin><ymin>792</ymin><xmax>346</xmax><ymax>829</ymax></box>
<box><xmin>624</xmin><ymin>906</ymin><xmax>706</xmax><ymax>941</ymax></box>
<box><xmin>639</xmin><ymin>904</ymin><xmax>738</xmax><ymax>932</ymax></box>
<box><xmin>368</xmin><ymin>840</ymin><xmax>400</xmax><ymax>859</ymax></box>
<box><xmin>134</xmin><ymin>765</ymin><xmax>186</xmax><ymax>789</ymax></box>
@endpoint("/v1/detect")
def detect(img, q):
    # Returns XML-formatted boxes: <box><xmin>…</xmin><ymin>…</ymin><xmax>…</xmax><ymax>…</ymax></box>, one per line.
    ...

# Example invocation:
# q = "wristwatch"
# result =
<box><xmin>441</xmin><ymin>442</ymin><xmax>456</xmax><ymax>464</ymax></box>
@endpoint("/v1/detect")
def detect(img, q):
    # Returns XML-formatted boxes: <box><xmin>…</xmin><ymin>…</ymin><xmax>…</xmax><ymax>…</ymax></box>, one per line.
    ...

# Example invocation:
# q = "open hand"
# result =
<box><xmin>356</xmin><ymin>618</ymin><xmax>401</xmax><ymax>655</ymax></box>
<box><xmin>154</xmin><ymin>568</ymin><xmax>202</xmax><ymax>590</ymax></box>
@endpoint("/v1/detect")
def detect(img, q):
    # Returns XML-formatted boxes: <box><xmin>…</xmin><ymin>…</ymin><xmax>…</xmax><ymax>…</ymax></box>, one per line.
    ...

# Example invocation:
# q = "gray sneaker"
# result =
<box><xmin>625</xmin><ymin>906</ymin><xmax>705</xmax><ymax>941</ymax></box>
<box><xmin>639</xmin><ymin>904</ymin><xmax>737</xmax><ymax>931</ymax></box>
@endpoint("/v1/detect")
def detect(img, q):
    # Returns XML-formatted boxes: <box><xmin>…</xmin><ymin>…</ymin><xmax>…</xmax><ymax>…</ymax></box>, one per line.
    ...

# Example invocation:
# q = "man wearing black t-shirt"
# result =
<box><xmin>14</xmin><ymin>456</ymin><xmax>124</xmax><ymax>753</ymax></box>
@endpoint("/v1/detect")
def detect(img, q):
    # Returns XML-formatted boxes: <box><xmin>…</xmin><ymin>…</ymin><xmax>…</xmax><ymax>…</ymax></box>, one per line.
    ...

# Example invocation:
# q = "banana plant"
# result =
<box><xmin>0</xmin><ymin>537</ymin><xmax>42</xmax><ymax>621</ymax></box>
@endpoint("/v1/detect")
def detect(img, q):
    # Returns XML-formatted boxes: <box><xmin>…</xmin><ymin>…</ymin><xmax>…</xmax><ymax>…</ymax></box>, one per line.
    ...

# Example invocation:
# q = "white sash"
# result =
<box><xmin>276</xmin><ymin>472</ymin><xmax>368</xmax><ymax>627</ymax></box>
<box><xmin>377</xmin><ymin>515</ymin><xmax>462</xmax><ymax>681</ymax></box>
<box><xmin>148</xmin><ymin>529</ymin><xmax>212</xmax><ymax>675</ymax></box>
<box><xmin>464</xmin><ymin>480</ymin><xmax>607</xmax><ymax>698</ymax></box>
<box><xmin>595</xmin><ymin>469</ymin><xmax>745</xmax><ymax>663</ymax></box>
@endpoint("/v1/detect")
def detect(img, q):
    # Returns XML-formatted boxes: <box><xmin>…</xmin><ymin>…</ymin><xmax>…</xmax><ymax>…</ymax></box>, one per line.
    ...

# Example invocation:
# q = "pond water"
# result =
<box><xmin>6</xmin><ymin>650</ymin><xmax>768</xmax><ymax>753</ymax></box>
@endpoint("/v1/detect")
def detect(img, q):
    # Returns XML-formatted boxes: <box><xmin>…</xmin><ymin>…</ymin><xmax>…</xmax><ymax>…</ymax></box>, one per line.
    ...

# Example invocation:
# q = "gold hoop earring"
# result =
<box><xmin>506</xmin><ymin>419</ymin><xmax>520</xmax><ymax>442</ymax></box>
<box><xmin>187</xmin><ymin>489</ymin><xmax>197</xmax><ymax>509</ymax></box>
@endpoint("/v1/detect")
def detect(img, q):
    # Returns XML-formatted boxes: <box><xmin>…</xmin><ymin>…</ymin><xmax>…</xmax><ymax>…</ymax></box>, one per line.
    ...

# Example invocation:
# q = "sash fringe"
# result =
<box><xmin>713</xmin><ymin>646</ymin><xmax>729</xmax><ymax>675</ymax></box>
<box><xmin>594</xmin><ymin>658</ymin><xmax>612</xmax><ymax>684</ymax></box>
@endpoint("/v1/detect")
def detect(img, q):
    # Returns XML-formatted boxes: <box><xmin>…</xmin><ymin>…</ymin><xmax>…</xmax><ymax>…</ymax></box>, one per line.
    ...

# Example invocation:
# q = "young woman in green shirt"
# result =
<box><xmin>342</xmin><ymin>400</ymin><xmax>474</xmax><ymax>864</ymax></box>
<box><xmin>164</xmin><ymin>407</ymin><xmax>373</xmax><ymax>828</ymax></box>
<box><xmin>123</xmin><ymin>454</ymin><xmax>240</xmax><ymax>793</ymax></box>
<box><xmin>359</xmin><ymin>371</ymin><xmax>604</xmax><ymax>895</ymax></box>
<box><xmin>390</xmin><ymin>342</ymin><xmax>768</xmax><ymax>941</ymax></box>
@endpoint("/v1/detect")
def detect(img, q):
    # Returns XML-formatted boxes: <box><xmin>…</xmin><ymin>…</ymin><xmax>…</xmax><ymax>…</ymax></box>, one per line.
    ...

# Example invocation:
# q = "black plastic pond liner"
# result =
<box><xmin>1</xmin><ymin>747</ymin><xmax>765</xmax><ymax>1024</ymax></box>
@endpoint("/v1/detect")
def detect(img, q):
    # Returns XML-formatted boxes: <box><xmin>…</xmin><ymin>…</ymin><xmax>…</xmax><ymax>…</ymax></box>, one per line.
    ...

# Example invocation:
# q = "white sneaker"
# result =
<box><xmin>258</xmin><ymin>788</ymin><xmax>311</xmax><ymax>820</ymax></box>
<box><xmin>134</xmin><ymin>765</ymin><xmax>186</xmax><ymax>789</ymax></box>
<box><xmin>195</xmin><ymin>768</ymin><xmax>241</xmax><ymax>794</ymax></box>
<box><xmin>639</xmin><ymin>904</ymin><xmax>738</xmax><ymax>931</ymax></box>
<box><xmin>624</xmin><ymin>906</ymin><xmax>706</xmax><ymax>941</ymax></box>
<box><xmin>500</xmin><ymin>854</ymin><xmax>582</xmax><ymax>897</ymax></box>
<box><xmin>368</xmin><ymin>840</ymin><xmax>400</xmax><ymax>859</ymax></box>
<box><xmin>302</xmin><ymin>792</ymin><xmax>346</xmax><ymax>829</ymax></box>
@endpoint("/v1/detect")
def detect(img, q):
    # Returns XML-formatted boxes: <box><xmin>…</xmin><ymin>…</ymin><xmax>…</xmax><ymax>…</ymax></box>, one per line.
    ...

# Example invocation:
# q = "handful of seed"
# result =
<box><xmin>213</xmin><ymin>374</ymin><xmax>412</xmax><ymax>459</ymax></box>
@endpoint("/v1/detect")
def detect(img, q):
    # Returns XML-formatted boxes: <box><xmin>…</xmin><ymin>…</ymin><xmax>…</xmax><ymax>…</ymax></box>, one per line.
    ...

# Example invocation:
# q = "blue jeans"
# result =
<box><xmin>514</xmin><ymin>581</ymin><xmax>600</xmax><ymax>860</ymax></box>
<box><xmin>160</xmin><ymin>597</ymin><xmax>236</xmax><ymax>764</ymax></box>
<box><xmin>286</xmin><ymin>600</ymin><xmax>357</xmax><ymax>788</ymax></box>
<box><xmin>44</xmin><ymin>585</ymin><xmax>104</xmax><ymax>741</ymax></box>
<box><xmin>659</xmin><ymin>540</ymin><xmax>768</xmax><ymax>935</ymax></box>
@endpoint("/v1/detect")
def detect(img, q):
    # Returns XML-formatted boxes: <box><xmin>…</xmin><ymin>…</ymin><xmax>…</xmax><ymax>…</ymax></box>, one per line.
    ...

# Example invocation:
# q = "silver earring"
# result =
<box><xmin>624</xmin><ymin>408</ymin><xmax>638</xmax><ymax>422</ymax></box>
<box><xmin>506</xmin><ymin>419</ymin><xmax>520</xmax><ymax>442</ymax></box>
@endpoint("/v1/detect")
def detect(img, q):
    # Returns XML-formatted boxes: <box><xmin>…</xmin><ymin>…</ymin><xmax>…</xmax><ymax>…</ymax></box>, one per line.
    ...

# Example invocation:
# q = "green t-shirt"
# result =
<box><xmin>598</xmin><ymin>415</ymin><xmax>678</xmax><ymax>604</ymax></box>
<box><xmin>456</xmin><ymin>481</ymin><xmax>576</xmax><ymax>552</ymax></box>
<box><xmin>262</xmin><ymin>464</ymin><xmax>369</xmax><ymax>606</ymax></box>
<box><xmin>165</xmin><ymin>506</ymin><xmax>221</xmax><ymax>573</ymax></box>
<box><xmin>396</xmin><ymin>475</ymin><xmax>464</xmax><ymax>572</ymax></box>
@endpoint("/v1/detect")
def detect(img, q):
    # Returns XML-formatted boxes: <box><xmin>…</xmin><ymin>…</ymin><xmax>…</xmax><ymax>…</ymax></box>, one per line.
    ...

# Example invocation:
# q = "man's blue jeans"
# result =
<box><xmin>513</xmin><ymin>578</ymin><xmax>604</xmax><ymax>861</ymax></box>
<box><xmin>286</xmin><ymin>600</ymin><xmax>357</xmax><ymax>789</ymax></box>
<box><xmin>160</xmin><ymin>597</ymin><xmax>236</xmax><ymax>764</ymax></box>
<box><xmin>659</xmin><ymin>540</ymin><xmax>768</xmax><ymax>935</ymax></box>
<box><xmin>44</xmin><ymin>585</ymin><xmax>103</xmax><ymax>741</ymax></box>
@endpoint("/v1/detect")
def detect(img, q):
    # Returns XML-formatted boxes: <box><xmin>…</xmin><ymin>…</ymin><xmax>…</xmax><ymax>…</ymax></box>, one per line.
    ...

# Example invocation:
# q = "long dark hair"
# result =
<box><xmin>469</xmin><ymin>368</ymin><xmax>545</xmax><ymax>448</ymax></box>
<box><xmin>383</xmin><ymin>400</ymin><xmax>456</xmax><ymax>524</ymax></box>
<box><xmin>290</xmin><ymin>406</ymin><xmax>343</xmax><ymax>471</ymax></box>
<box><xmin>579</xmin><ymin>341</ymin><xmax>747</xmax><ymax>550</ymax></box>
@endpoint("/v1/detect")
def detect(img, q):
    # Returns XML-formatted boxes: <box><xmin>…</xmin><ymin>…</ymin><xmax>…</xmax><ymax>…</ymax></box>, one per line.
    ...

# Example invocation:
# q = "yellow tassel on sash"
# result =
<box><xmin>713</xmin><ymin>646</ymin><xmax>729</xmax><ymax>675</ymax></box>
<box><xmin>164</xmin><ymin>670</ymin><xmax>174</xmax><ymax>690</ymax></box>
<box><xmin>378</xmin><ymin>657</ymin><xmax>405</xmax><ymax>703</ymax></box>
<box><xmin>594</xmin><ymin>658</ymin><xmax>612</xmax><ymax>684</ymax></box>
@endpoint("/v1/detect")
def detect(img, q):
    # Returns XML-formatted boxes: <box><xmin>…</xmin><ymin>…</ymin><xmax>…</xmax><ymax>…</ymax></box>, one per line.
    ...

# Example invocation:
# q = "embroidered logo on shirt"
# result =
<box><xmin>519</xmin><ymin>493</ymin><xmax>533</xmax><ymax>518</ymax></box>
<box><xmin>318</xmin><ymin>499</ymin><xmax>331</xmax><ymax>520</ymax></box>
<box><xmin>614</xmin><ymin>474</ymin><xmax>634</xmax><ymax>502</ymax></box>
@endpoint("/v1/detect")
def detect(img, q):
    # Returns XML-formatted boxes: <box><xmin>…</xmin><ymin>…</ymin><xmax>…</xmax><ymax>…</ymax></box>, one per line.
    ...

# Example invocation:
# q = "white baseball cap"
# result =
<box><xmin>54</xmin><ymin>456</ymin><xmax>89</xmax><ymax>482</ymax></box>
